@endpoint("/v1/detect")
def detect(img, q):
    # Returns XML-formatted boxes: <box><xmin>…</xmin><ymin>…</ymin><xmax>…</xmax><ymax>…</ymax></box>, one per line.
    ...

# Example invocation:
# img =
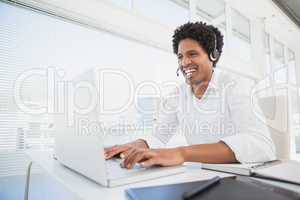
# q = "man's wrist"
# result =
<box><xmin>177</xmin><ymin>146</ymin><xmax>188</xmax><ymax>162</ymax></box>
<box><xmin>136</xmin><ymin>139</ymin><xmax>150</xmax><ymax>149</ymax></box>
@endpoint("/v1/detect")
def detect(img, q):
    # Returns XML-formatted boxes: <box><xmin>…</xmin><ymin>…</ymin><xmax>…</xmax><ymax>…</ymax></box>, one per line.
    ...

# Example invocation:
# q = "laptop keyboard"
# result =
<box><xmin>105</xmin><ymin>158</ymin><xmax>147</xmax><ymax>178</ymax></box>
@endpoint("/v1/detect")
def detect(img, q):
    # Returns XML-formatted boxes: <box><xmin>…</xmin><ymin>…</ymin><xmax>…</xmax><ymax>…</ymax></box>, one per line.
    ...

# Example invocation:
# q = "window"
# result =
<box><xmin>290</xmin><ymin>87</ymin><xmax>300</xmax><ymax>154</ymax></box>
<box><xmin>288</xmin><ymin>49</ymin><xmax>300</xmax><ymax>154</ymax></box>
<box><xmin>230</xmin><ymin>9</ymin><xmax>252</xmax><ymax>62</ymax></box>
<box><xmin>264</xmin><ymin>32</ymin><xmax>299</xmax><ymax>155</ymax></box>
<box><xmin>195</xmin><ymin>0</ymin><xmax>225</xmax><ymax>23</ymax></box>
<box><xmin>273</xmin><ymin>39</ymin><xmax>285</xmax><ymax>68</ymax></box>
<box><xmin>134</xmin><ymin>0</ymin><xmax>189</xmax><ymax>29</ymax></box>
<box><xmin>288</xmin><ymin>49</ymin><xmax>297</xmax><ymax>85</ymax></box>
<box><xmin>273</xmin><ymin>40</ymin><xmax>287</xmax><ymax>83</ymax></box>
<box><xmin>264</xmin><ymin>32</ymin><xmax>272</xmax><ymax>75</ymax></box>
<box><xmin>264</xmin><ymin>34</ymin><xmax>292</xmax><ymax>85</ymax></box>
<box><xmin>274</xmin><ymin>67</ymin><xmax>288</xmax><ymax>84</ymax></box>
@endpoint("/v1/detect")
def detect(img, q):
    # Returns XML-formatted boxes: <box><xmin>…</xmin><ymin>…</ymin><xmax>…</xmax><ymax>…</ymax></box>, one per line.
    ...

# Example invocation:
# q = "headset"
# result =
<box><xmin>209</xmin><ymin>29</ymin><xmax>220</xmax><ymax>62</ymax></box>
<box><xmin>176</xmin><ymin>28</ymin><xmax>219</xmax><ymax>76</ymax></box>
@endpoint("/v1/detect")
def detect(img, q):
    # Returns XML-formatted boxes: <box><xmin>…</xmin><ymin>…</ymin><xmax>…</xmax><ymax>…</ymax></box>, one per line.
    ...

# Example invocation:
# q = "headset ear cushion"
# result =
<box><xmin>209</xmin><ymin>49</ymin><xmax>219</xmax><ymax>62</ymax></box>
<box><xmin>213</xmin><ymin>49</ymin><xmax>220</xmax><ymax>60</ymax></box>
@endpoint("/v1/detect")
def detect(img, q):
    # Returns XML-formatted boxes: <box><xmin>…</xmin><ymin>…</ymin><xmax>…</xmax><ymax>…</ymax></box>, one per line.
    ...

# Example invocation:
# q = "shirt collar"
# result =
<box><xmin>208</xmin><ymin>68</ymin><xmax>219</xmax><ymax>90</ymax></box>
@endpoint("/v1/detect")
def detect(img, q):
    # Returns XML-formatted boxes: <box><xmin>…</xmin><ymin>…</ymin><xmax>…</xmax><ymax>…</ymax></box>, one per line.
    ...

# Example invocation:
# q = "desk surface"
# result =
<box><xmin>26</xmin><ymin>150</ymin><xmax>300</xmax><ymax>200</ymax></box>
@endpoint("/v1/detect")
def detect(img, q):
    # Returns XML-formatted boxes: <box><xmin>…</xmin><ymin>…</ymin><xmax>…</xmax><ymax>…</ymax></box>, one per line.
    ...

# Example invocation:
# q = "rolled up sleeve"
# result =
<box><xmin>221</xmin><ymin>78</ymin><xmax>276</xmax><ymax>163</ymax></box>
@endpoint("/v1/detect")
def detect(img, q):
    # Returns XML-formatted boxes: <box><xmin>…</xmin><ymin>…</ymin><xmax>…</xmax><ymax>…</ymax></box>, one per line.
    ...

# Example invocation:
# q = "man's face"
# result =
<box><xmin>177</xmin><ymin>38</ymin><xmax>213</xmax><ymax>85</ymax></box>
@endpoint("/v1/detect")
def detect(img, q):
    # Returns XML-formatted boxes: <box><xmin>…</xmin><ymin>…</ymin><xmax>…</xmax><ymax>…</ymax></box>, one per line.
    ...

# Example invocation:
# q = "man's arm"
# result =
<box><xmin>121</xmin><ymin>141</ymin><xmax>237</xmax><ymax>169</ymax></box>
<box><xmin>178</xmin><ymin>141</ymin><xmax>237</xmax><ymax>164</ymax></box>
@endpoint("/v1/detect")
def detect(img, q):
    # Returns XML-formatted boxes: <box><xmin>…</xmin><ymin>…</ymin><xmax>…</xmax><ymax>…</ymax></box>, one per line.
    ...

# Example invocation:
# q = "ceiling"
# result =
<box><xmin>272</xmin><ymin>0</ymin><xmax>300</xmax><ymax>28</ymax></box>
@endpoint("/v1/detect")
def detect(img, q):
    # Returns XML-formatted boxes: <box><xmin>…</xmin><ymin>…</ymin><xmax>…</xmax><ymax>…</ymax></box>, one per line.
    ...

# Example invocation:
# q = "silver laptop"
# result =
<box><xmin>54</xmin><ymin>116</ymin><xmax>185</xmax><ymax>187</ymax></box>
<box><xmin>53</xmin><ymin>68</ymin><xmax>185</xmax><ymax>187</ymax></box>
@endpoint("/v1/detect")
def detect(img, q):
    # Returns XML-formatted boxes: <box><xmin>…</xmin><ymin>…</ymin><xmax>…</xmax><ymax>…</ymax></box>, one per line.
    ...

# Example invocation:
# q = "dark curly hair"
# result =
<box><xmin>172</xmin><ymin>21</ymin><xmax>224</xmax><ymax>66</ymax></box>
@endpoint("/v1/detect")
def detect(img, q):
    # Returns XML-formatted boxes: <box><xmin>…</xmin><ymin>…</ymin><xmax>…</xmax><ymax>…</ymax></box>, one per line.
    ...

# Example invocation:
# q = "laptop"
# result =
<box><xmin>53</xmin><ymin>68</ymin><xmax>185</xmax><ymax>187</ymax></box>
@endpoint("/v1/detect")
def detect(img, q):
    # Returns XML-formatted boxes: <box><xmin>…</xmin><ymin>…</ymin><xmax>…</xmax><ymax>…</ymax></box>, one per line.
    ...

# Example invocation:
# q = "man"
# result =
<box><xmin>104</xmin><ymin>22</ymin><xmax>276</xmax><ymax>169</ymax></box>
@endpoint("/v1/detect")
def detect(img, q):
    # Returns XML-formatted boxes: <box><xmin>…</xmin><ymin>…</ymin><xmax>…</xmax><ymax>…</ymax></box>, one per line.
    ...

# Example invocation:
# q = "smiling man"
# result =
<box><xmin>104</xmin><ymin>22</ymin><xmax>276</xmax><ymax>169</ymax></box>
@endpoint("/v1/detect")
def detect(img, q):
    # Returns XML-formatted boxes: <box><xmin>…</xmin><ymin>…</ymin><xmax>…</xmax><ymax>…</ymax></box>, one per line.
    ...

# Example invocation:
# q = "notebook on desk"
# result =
<box><xmin>201</xmin><ymin>160</ymin><xmax>300</xmax><ymax>185</ymax></box>
<box><xmin>125</xmin><ymin>176</ymin><xmax>300</xmax><ymax>200</ymax></box>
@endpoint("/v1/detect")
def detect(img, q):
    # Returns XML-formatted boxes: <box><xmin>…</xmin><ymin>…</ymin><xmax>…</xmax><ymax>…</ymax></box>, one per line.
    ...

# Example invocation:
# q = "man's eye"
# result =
<box><xmin>177</xmin><ymin>56</ymin><xmax>182</xmax><ymax>60</ymax></box>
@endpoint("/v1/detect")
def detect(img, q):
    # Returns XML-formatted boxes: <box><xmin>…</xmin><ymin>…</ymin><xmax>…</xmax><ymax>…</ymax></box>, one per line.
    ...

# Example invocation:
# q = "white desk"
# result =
<box><xmin>26</xmin><ymin>150</ymin><xmax>300</xmax><ymax>200</ymax></box>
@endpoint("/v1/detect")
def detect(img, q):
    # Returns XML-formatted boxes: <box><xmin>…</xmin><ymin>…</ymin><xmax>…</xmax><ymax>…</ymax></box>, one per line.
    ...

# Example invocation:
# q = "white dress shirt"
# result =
<box><xmin>146</xmin><ymin>68</ymin><xmax>276</xmax><ymax>163</ymax></box>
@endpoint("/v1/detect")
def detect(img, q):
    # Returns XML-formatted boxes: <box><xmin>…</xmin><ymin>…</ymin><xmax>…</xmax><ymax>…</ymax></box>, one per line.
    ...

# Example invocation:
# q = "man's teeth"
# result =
<box><xmin>184</xmin><ymin>69</ymin><xmax>196</xmax><ymax>78</ymax></box>
<box><xmin>185</xmin><ymin>69</ymin><xmax>196</xmax><ymax>73</ymax></box>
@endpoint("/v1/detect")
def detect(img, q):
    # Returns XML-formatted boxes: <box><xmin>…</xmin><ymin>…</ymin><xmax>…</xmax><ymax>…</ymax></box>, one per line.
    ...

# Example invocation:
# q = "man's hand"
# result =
<box><xmin>104</xmin><ymin>139</ymin><xmax>149</xmax><ymax>160</ymax></box>
<box><xmin>122</xmin><ymin>148</ymin><xmax>185</xmax><ymax>169</ymax></box>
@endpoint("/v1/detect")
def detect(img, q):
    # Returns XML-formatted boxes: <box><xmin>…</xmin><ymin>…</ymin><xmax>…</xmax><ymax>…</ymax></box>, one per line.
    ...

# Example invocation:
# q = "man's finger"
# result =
<box><xmin>124</xmin><ymin>150</ymin><xmax>143</xmax><ymax>169</ymax></box>
<box><xmin>120</xmin><ymin>147</ymin><xmax>135</xmax><ymax>159</ymax></box>
<box><xmin>104</xmin><ymin>145</ymin><xmax>118</xmax><ymax>156</ymax></box>
<box><xmin>104</xmin><ymin>144</ymin><xmax>123</xmax><ymax>154</ymax></box>
<box><xmin>105</xmin><ymin>146</ymin><xmax>130</xmax><ymax>159</ymax></box>
<box><xmin>125</xmin><ymin>150</ymin><xmax>156</xmax><ymax>168</ymax></box>
<box><xmin>127</xmin><ymin>151</ymin><xmax>150</xmax><ymax>169</ymax></box>
<box><xmin>122</xmin><ymin>148</ymin><xmax>138</xmax><ymax>168</ymax></box>
<box><xmin>120</xmin><ymin>153</ymin><xmax>125</xmax><ymax>159</ymax></box>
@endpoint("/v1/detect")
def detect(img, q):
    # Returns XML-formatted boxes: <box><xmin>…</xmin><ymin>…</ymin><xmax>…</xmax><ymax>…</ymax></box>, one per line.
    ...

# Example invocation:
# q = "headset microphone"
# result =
<box><xmin>176</xmin><ymin>67</ymin><xmax>180</xmax><ymax>76</ymax></box>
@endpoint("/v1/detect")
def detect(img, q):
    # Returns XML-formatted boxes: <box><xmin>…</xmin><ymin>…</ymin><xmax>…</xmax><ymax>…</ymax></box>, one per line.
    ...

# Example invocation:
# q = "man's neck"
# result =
<box><xmin>191</xmin><ymin>70</ymin><xmax>214</xmax><ymax>99</ymax></box>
